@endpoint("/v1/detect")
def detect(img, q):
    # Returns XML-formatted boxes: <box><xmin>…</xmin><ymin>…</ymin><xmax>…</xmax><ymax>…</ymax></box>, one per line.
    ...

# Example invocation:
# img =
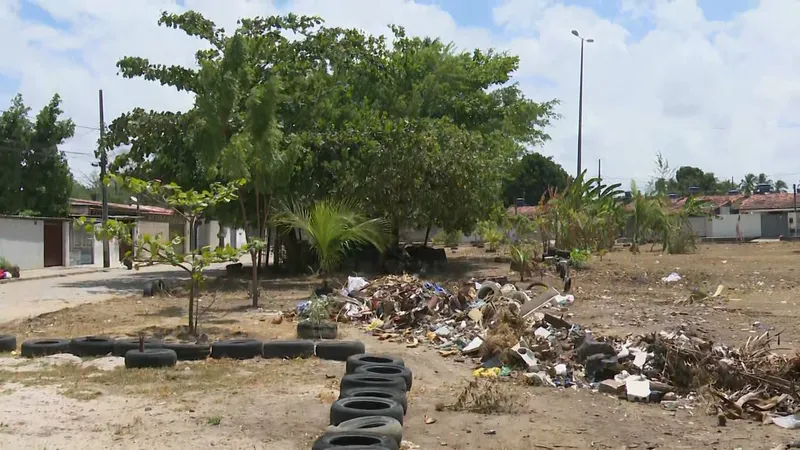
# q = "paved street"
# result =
<box><xmin>0</xmin><ymin>263</ymin><xmax>232</xmax><ymax>323</ymax></box>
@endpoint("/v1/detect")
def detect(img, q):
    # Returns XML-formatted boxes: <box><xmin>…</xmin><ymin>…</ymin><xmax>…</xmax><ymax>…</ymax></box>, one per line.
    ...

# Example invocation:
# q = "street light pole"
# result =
<box><xmin>571</xmin><ymin>30</ymin><xmax>593</xmax><ymax>178</ymax></box>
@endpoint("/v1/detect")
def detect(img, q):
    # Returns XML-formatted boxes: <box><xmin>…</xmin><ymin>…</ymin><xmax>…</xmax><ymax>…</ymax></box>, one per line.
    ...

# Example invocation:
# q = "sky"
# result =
<box><xmin>1</xmin><ymin>0</ymin><xmax>800</xmax><ymax>190</ymax></box>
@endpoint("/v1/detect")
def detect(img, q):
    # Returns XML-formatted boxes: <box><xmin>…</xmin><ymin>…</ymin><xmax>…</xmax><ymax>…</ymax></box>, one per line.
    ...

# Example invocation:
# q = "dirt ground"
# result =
<box><xmin>1</xmin><ymin>242</ymin><xmax>800</xmax><ymax>449</ymax></box>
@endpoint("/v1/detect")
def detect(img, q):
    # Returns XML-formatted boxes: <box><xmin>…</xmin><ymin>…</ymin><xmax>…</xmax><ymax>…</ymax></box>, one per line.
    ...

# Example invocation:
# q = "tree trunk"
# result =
<box><xmin>423</xmin><ymin>225</ymin><xmax>431</xmax><ymax>247</ymax></box>
<box><xmin>265</xmin><ymin>227</ymin><xmax>272</xmax><ymax>270</ymax></box>
<box><xmin>188</xmin><ymin>280</ymin><xmax>196</xmax><ymax>335</ymax></box>
<box><xmin>250</xmin><ymin>248</ymin><xmax>259</xmax><ymax>307</ymax></box>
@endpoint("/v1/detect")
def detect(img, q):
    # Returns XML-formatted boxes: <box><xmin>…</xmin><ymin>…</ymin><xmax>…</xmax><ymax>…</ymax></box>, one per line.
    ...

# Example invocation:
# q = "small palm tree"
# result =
<box><xmin>274</xmin><ymin>199</ymin><xmax>390</xmax><ymax>276</ymax></box>
<box><xmin>774</xmin><ymin>179</ymin><xmax>788</xmax><ymax>193</ymax></box>
<box><xmin>740</xmin><ymin>174</ymin><xmax>756</xmax><ymax>195</ymax></box>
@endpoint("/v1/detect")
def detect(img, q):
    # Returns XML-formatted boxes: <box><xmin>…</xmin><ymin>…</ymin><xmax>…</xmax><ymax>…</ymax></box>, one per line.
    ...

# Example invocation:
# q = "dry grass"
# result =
<box><xmin>0</xmin><ymin>357</ymin><xmax>326</xmax><ymax>400</ymax></box>
<box><xmin>444</xmin><ymin>379</ymin><xmax>524</xmax><ymax>414</ymax></box>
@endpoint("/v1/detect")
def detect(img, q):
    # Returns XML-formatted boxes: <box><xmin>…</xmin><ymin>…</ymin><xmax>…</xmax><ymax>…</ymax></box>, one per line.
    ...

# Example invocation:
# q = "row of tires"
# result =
<box><xmin>0</xmin><ymin>334</ymin><xmax>367</xmax><ymax>366</ymax></box>
<box><xmin>312</xmin><ymin>353</ymin><xmax>413</xmax><ymax>450</ymax></box>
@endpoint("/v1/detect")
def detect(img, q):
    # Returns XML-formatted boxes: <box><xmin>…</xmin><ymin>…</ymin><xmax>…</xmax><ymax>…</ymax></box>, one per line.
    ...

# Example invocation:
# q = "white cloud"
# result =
<box><xmin>2</xmin><ymin>0</ymin><xmax>800</xmax><ymax>189</ymax></box>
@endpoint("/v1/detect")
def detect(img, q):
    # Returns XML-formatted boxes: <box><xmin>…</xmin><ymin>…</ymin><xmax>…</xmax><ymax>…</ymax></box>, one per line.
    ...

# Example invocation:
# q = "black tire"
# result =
<box><xmin>68</xmin><ymin>336</ymin><xmax>116</xmax><ymax>357</ymax></box>
<box><xmin>20</xmin><ymin>338</ymin><xmax>70</xmax><ymax>358</ymax></box>
<box><xmin>316</xmin><ymin>340</ymin><xmax>365</xmax><ymax>362</ymax></box>
<box><xmin>143</xmin><ymin>281</ymin><xmax>154</xmax><ymax>297</ymax></box>
<box><xmin>297</xmin><ymin>320</ymin><xmax>338</xmax><ymax>339</ymax></box>
<box><xmin>325</xmin><ymin>416</ymin><xmax>403</xmax><ymax>446</ymax></box>
<box><xmin>346</xmin><ymin>353</ymin><xmax>405</xmax><ymax>375</ymax></box>
<box><xmin>329</xmin><ymin>396</ymin><xmax>404</xmax><ymax>426</ymax></box>
<box><xmin>210</xmin><ymin>339</ymin><xmax>263</xmax><ymax>360</ymax></box>
<box><xmin>354</xmin><ymin>364</ymin><xmax>413</xmax><ymax>391</ymax></box>
<box><xmin>0</xmin><ymin>335</ymin><xmax>16</xmax><ymax>352</ymax></box>
<box><xmin>312</xmin><ymin>431</ymin><xmax>399</xmax><ymax>450</ymax></box>
<box><xmin>162</xmin><ymin>342</ymin><xmax>210</xmax><ymax>361</ymax></box>
<box><xmin>124</xmin><ymin>348</ymin><xmax>178</xmax><ymax>369</ymax></box>
<box><xmin>112</xmin><ymin>338</ymin><xmax>165</xmax><ymax>357</ymax></box>
<box><xmin>339</xmin><ymin>387</ymin><xmax>408</xmax><ymax>414</ymax></box>
<box><xmin>262</xmin><ymin>340</ymin><xmax>315</xmax><ymax>359</ymax></box>
<box><xmin>340</xmin><ymin>373</ymin><xmax>407</xmax><ymax>393</ymax></box>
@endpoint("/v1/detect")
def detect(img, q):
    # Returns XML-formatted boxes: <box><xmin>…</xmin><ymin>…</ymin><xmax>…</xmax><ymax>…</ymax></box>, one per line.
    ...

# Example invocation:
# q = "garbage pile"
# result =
<box><xmin>315</xmin><ymin>274</ymin><xmax>800</xmax><ymax>427</ymax></box>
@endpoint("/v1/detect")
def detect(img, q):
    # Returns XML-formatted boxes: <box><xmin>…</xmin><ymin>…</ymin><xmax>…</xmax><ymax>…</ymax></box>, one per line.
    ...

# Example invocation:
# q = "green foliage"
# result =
<box><xmin>0</xmin><ymin>94</ymin><xmax>75</xmax><ymax>216</ymax></box>
<box><xmin>433</xmin><ymin>230</ymin><xmax>463</xmax><ymax>248</ymax></box>
<box><xmin>274</xmin><ymin>199</ymin><xmax>390</xmax><ymax>275</ymax></box>
<box><xmin>107</xmin><ymin>11</ymin><xmax>559</xmax><ymax>252</ymax></box>
<box><xmin>509</xmin><ymin>244</ymin><xmax>535</xmax><ymax>282</ymax></box>
<box><xmin>304</xmin><ymin>296</ymin><xmax>333</xmax><ymax>324</ymax></box>
<box><xmin>477</xmin><ymin>221</ymin><xmax>504</xmax><ymax>252</ymax></box>
<box><xmin>540</xmin><ymin>171</ymin><xmax>624</xmax><ymax>252</ymax></box>
<box><xmin>71</xmin><ymin>171</ymin><xmax>135</xmax><ymax>204</ymax></box>
<box><xmin>569</xmin><ymin>248</ymin><xmax>591</xmax><ymax>269</ymax></box>
<box><xmin>503</xmin><ymin>152</ymin><xmax>569</xmax><ymax>207</ymax></box>
<box><xmin>78</xmin><ymin>176</ymin><xmax>249</xmax><ymax>334</ymax></box>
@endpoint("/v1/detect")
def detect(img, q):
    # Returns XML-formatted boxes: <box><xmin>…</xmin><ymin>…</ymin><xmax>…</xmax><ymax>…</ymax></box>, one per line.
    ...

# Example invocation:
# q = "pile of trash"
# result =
<box><xmin>311</xmin><ymin>274</ymin><xmax>800</xmax><ymax>427</ymax></box>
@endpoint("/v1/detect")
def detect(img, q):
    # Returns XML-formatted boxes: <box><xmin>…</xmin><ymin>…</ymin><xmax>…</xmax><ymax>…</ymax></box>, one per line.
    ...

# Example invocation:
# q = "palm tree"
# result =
<box><xmin>740</xmin><ymin>173</ymin><xmax>756</xmax><ymax>195</ymax></box>
<box><xmin>628</xmin><ymin>181</ymin><xmax>663</xmax><ymax>253</ymax></box>
<box><xmin>774</xmin><ymin>179</ymin><xmax>788</xmax><ymax>193</ymax></box>
<box><xmin>757</xmin><ymin>173</ymin><xmax>772</xmax><ymax>185</ymax></box>
<box><xmin>274</xmin><ymin>199</ymin><xmax>390</xmax><ymax>276</ymax></box>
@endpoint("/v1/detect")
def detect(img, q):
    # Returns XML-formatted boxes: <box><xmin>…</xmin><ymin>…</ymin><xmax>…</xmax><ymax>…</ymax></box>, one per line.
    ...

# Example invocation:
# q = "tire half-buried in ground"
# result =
<box><xmin>162</xmin><ymin>342</ymin><xmax>210</xmax><ymax>361</ymax></box>
<box><xmin>312</xmin><ymin>430</ymin><xmax>399</xmax><ymax>450</ymax></box>
<box><xmin>316</xmin><ymin>340</ymin><xmax>365</xmax><ymax>361</ymax></box>
<box><xmin>338</xmin><ymin>386</ymin><xmax>408</xmax><ymax>414</ymax></box>
<box><xmin>329</xmin><ymin>396</ymin><xmax>404</xmax><ymax>426</ymax></box>
<box><xmin>21</xmin><ymin>338</ymin><xmax>70</xmax><ymax>358</ymax></box>
<box><xmin>112</xmin><ymin>338</ymin><xmax>164</xmax><ymax>357</ymax></box>
<box><xmin>0</xmin><ymin>335</ymin><xmax>16</xmax><ymax>352</ymax></box>
<box><xmin>354</xmin><ymin>363</ymin><xmax>413</xmax><ymax>390</ymax></box>
<box><xmin>345</xmin><ymin>353</ymin><xmax>405</xmax><ymax>374</ymax></box>
<box><xmin>210</xmin><ymin>339</ymin><xmax>263</xmax><ymax>360</ymax></box>
<box><xmin>296</xmin><ymin>320</ymin><xmax>338</xmax><ymax>339</ymax></box>
<box><xmin>124</xmin><ymin>348</ymin><xmax>178</xmax><ymax>369</ymax></box>
<box><xmin>262</xmin><ymin>340</ymin><xmax>315</xmax><ymax>359</ymax></box>
<box><xmin>324</xmin><ymin>416</ymin><xmax>403</xmax><ymax>446</ymax></box>
<box><xmin>69</xmin><ymin>336</ymin><xmax>116</xmax><ymax>357</ymax></box>
<box><xmin>340</xmin><ymin>373</ymin><xmax>407</xmax><ymax>393</ymax></box>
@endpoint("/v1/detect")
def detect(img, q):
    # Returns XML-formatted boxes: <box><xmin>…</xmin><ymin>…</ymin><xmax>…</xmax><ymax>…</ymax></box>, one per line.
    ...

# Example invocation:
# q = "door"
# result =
<box><xmin>761</xmin><ymin>213</ymin><xmax>789</xmax><ymax>238</ymax></box>
<box><xmin>43</xmin><ymin>221</ymin><xmax>64</xmax><ymax>267</ymax></box>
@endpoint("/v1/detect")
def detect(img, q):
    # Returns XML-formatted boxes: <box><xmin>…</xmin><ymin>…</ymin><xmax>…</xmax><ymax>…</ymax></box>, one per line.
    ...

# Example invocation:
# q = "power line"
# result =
<box><xmin>0</xmin><ymin>144</ymin><xmax>94</xmax><ymax>156</ymax></box>
<box><xmin>0</xmin><ymin>108</ymin><xmax>100</xmax><ymax>131</ymax></box>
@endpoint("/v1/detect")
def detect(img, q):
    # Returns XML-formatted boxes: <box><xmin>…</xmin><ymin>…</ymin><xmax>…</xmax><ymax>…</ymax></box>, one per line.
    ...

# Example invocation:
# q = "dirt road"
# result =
<box><xmin>0</xmin><ymin>264</ymin><xmax>231</xmax><ymax>323</ymax></box>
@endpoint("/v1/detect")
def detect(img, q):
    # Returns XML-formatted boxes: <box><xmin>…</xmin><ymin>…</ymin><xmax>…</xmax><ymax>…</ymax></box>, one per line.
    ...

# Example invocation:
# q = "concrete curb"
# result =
<box><xmin>0</xmin><ymin>268</ymin><xmax>114</xmax><ymax>284</ymax></box>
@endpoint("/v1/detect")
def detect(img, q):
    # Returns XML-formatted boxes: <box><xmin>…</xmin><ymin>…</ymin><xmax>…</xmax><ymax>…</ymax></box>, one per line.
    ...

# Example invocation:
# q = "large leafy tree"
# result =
<box><xmin>0</xmin><ymin>94</ymin><xmax>75</xmax><ymax>216</ymax></box>
<box><xmin>503</xmin><ymin>152</ymin><xmax>569</xmax><ymax>207</ymax></box>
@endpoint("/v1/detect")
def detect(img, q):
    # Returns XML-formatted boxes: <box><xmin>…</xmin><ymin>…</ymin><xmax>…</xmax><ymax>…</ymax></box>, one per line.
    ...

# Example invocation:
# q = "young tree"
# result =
<box><xmin>79</xmin><ymin>177</ymin><xmax>246</xmax><ymax>335</ymax></box>
<box><xmin>274</xmin><ymin>199</ymin><xmax>389</xmax><ymax>279</ymax></box>
<box><xmin>0</xmin><ymin>94</ymin><xmax>75</xmax><ymax>216</ymax></box>
<box><xmin>503</xmin><ymin>152</ymin><xmax>569</xmax><ymax>206</ymax></box>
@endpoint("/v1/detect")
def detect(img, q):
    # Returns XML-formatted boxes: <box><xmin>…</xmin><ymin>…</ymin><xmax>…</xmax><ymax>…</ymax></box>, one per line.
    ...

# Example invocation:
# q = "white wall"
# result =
<box><xmin>62</xmin><ymin>221</ymin><xmax>71</xmax><ymax>267</ymax></box>
<box><xmin>709</xmin><ymin>214</ymin><xmax>761</xmax><ymax>238</ymax></box>
<box><xmin>0</xmin><ymin>217</ymin><xmax>44</xmax><ymax>270</ymax></box>
<box><xmin>687</xmin><ymin>217</ymin><xmax>709</xmax><ymax>237</ymax></box>
<box><xmin>92</xmin><ymin>224</ymin><xmax>121</xmax><ymax>267</ymax></box>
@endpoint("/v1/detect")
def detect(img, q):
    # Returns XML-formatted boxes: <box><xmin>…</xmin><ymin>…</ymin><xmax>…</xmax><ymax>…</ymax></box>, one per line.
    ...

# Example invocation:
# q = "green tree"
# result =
<box><xmin>0</xmin><ymin>94</ymin><xmax>75</xmax><ymax>216</ymax></box>
<box><xmin>740</xmin><ymin>173</ymin><xmax>756</xmax><ymax>195</ymax></box>
<box><xmin>71</xmin><ymin>171</ymin><xmax>136</xmax><ymax>205</ymax></box>
<box><xmin>503</xmin><ymin>152</ymin><xmax>569</xmax><ymax>206</ymax></box>
<box><xmin>774</xmin><ymin>179</ymin><xmax>788</xmax><ymax>193</ymax></box>
<box><xmin>79</xmin><ymin>176</ymin><xmax>246</xmax><ymax>335</ymax></box>
<box><xmin>274</xmin><ymin>199</ymin><xmax>389</xmax><ymax>277</ymax></box>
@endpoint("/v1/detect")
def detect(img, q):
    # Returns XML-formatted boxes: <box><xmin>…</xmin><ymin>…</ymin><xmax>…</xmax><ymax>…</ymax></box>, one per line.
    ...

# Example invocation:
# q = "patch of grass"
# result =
<box><xmin>207</xmin><ymin>415</ymin><xmax>221</xmax><ymax>426</ymax></box>
<box><xmin>443</xmin><ymin>380</ymin><xmax>523</xmax><ymax>414</ymax></box>
<box><xmin>61</xmin><ymin>387</ymin><xmax>102</xmax><ymax>401</ymax></box>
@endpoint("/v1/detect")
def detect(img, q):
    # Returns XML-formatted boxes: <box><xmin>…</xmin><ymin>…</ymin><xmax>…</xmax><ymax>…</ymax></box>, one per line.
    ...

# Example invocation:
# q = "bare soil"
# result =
<box><xmin>1</xmin><ymin>242</ymin><xmax>800</xmax><ymax>449</ymax></box>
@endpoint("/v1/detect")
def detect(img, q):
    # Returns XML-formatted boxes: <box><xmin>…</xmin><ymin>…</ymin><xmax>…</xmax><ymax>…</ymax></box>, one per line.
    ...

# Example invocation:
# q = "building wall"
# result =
<box><xmin>0</xmin><ymin>217</ymin><xmax>44</xmax><ymax>270</ymax></box>
<box><xmin>687</xmin><ymin>217</ymin><xmax>709</xmax><ymax>237</ymax></box>
<box><xmin>92</xmin><ymin>224</ymin><xmax>121</xmax><ymax>267</ymax></box>
<box><xmin>709</xmin><ymin>214</ymin><xmax>762</xmax><ymax>238</ymax></box>
<box><xmin>138</xmin><ymin>220</ymin><xmax>170</xmax><ymax>240</ymax></box>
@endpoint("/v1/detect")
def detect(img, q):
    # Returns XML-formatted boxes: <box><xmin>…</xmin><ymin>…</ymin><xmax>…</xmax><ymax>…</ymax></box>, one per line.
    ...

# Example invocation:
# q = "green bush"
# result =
<box><xmin>433</xmin><ymin>230</ymin><xmax>463</xmax><ymax>247</ymax></box>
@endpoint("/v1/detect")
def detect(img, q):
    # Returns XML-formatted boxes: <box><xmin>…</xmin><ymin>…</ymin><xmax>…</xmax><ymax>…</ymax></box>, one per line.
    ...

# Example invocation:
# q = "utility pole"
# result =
<box><xmin>571</xmin><ymin>30</ymin><xmax>593</xmax><ymax>177</ymax></box>
<box><xmin>99</xmin><ymin>89</ymin><xmax>109</xmax><ymax>268</ymax></box>
<box><xmin>597</xmin><ymin>159</ymin><xmax>602</xmax><ymax>188</ymax></box>
<box><xmin>794</xmin><ymin>183</ymin><xmax>797</xmax><ymax>237</ymax></box>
